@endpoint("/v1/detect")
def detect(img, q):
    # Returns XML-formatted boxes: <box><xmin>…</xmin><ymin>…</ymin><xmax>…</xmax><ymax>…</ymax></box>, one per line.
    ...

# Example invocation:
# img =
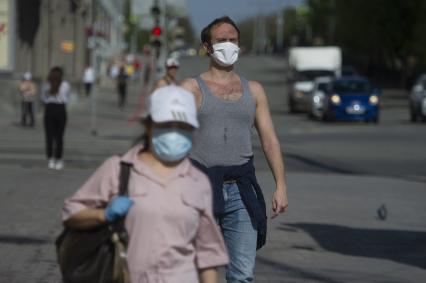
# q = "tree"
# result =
<box><xmin>307</xmin><ymin>0</ymin><xmax>426</xmax><ymax>86</ymax></box>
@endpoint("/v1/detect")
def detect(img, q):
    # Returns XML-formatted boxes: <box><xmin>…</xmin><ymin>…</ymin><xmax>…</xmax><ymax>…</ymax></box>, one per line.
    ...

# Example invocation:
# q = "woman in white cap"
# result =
<box><xmin>152</xmin><ymin>57</ymin><xmax>180</xmax><ymax>91</ymax></box>
<box><xmin>61</xmin><ymin>85</ymin><xmax>229</xmax><ymax>283</ymax></box>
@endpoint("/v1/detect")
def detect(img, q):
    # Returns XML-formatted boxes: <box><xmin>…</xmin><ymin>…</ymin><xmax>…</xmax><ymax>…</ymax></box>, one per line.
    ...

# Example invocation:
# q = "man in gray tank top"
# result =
<box><xmin>181</xmin><ymin>16</ymin><xmax>288</xmax><ymax>283</ymax></box>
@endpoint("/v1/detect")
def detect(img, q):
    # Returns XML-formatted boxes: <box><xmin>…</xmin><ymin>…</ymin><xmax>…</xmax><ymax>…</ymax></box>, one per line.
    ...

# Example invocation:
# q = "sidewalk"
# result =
<box><xmin>0</xmin><ymin>77</ymin><xmax>146</xmax><ymax>169</ymax></box>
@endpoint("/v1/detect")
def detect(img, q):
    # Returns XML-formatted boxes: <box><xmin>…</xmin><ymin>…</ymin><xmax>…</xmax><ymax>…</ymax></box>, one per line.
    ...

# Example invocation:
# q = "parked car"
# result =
<box><xmin>322</xmin><ymin>76</ymin><xmax>380</xmax><ymax>123</ymax></box>
<box><xmin>308</xmin><ymin>77</ymin><xmax>333</xmax><ymax>119</ymax></box>
<box><xmin>409</xmin><ymin>74</ymin><xmax>426</xmax><ymax>122</ymax></box>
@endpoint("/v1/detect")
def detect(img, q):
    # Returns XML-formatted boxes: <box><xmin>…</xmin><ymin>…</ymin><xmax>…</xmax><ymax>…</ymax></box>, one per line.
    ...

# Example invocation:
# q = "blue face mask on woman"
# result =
<box><xmin>151</xmin><ymin>128</ymin><xmax>193</xmax><ymax>163</ymax></box>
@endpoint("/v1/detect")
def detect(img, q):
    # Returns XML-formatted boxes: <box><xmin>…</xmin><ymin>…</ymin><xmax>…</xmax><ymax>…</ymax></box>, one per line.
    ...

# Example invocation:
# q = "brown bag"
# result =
<box><xmin>56</xmin><ymin>161</ymin><xmax>132</xmax><ymax>283</ymax></box>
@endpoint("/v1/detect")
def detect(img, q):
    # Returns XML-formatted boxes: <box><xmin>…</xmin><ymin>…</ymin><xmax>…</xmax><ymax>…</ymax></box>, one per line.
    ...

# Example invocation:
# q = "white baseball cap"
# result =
<box><xmin>165</xmin><ymin>57</ymin><xmax>179</xmax><ymax>68</ymax></box>
<box><xmin>148</xmin><ymin>85</ymin><xmax>198</xmax><ymax>128</ymax></box>
<box><xmin>23</xmin><ymin>72</ymin><xmax>32</xmax><ymax>80</ymax></box>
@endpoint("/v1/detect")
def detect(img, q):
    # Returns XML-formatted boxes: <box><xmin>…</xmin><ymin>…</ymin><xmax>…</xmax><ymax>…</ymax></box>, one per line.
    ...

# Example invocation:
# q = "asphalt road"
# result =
<box><xmin>180</xmin><ymin>56</ymin><xmax>426</xmax><ymax>282</ymax></box>
<box><xmin>180</xmin><ymin>55</ymin><xmax>426</xmax><ymax>182</ymax></box>
<box><xmin>0</xmin><ymin>55</ymin><xmax>425</xmax><ymax>283</ymax></box>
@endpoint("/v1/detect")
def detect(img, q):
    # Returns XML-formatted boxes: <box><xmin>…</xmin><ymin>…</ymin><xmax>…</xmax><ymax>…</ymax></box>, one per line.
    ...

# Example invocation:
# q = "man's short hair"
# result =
<box><xmin>201</xmin><ymin>16</ymin><xmax>240</xmax><ymax>45</ymax></box>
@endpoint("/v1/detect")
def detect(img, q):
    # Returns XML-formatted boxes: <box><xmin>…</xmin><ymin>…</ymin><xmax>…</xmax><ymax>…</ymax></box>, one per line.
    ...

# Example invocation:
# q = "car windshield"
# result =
<box><xmin>342</xmin><ymin>66</ymin><xmax>357</xmax><ymax>76</ymax></box>
<box><xmin>333</xmin><ymin>81</ymin><xmax>370</xmax><ymax>93</ymax></box>
<box><xmin>317</xmin><ymin>82</ymin><xmax>329</xmax><ymax>92</ymax></box>
<box><xmin>296</xmin><ymin>70</ymin><xmax>335</xmax><ymax>81</ymax></box>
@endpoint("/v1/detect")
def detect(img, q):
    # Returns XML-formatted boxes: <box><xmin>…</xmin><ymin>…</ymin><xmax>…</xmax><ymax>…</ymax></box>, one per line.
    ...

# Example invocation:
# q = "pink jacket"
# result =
<box><xmin>62</xmin><ymin>145</ymin><xmax>229</xmax><ymax>283</ymax></box>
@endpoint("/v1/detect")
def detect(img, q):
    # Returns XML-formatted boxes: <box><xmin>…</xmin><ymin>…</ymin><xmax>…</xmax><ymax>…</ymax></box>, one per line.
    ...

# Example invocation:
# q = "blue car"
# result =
<box><xmin>323</xmin><ymin>76</ymin><xmax>380</xmax><ymax>123</ymax></box>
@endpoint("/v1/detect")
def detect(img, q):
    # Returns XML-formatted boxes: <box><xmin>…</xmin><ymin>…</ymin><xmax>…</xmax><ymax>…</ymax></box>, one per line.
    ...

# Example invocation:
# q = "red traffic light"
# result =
<box><xmin>151</xmin><ymin>26</ymin><xmax>162</xmax><ymax>36</ymax></box>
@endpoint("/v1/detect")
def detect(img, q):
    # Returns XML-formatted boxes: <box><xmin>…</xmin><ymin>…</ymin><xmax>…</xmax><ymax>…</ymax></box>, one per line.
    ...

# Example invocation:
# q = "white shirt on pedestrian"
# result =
<box><xmin>83</xmin><ymin>67</ymin><xmax>95</xmax><ymax>83</ymax></box>
<box><xmin>41</xmin><ymin>81</ymin><xmax>71</xmax><ymax>104</ymax></box>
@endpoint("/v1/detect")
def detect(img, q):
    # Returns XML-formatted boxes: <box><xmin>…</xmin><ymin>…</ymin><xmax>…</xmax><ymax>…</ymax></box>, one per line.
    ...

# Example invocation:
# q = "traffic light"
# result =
<box><xmin>151</xmin><ymin>26</ymin><xmax>162</xmax><ymax>37</ymax></box>
<box><xmin>151</xmin><ymin>5</ymin><xmax>161</xmax><ymax>17</ymax></box>
<box><xmin>150</xmin><ymin>2</ymin><xmax>163</xmax><ymax>57</ymax></box>
<box><xmin>151</xmin><ymin>26</ymin><xmax>162</xmax><ymax>49</ymax></box>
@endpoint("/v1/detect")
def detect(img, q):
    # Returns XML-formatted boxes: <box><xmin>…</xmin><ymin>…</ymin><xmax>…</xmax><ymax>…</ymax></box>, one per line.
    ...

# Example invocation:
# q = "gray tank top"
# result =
<box><xmin>190</xmin><ymin>75</ymin><xmax>256</xmax><ymax>167</ymax></box>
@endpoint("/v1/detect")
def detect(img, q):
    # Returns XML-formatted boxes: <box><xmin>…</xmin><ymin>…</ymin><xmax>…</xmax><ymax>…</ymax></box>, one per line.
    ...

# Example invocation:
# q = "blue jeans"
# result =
<box><xmin>218</xmin><ymin>182</ymin><xmax>257</xmax><ymax>283</ymax></box>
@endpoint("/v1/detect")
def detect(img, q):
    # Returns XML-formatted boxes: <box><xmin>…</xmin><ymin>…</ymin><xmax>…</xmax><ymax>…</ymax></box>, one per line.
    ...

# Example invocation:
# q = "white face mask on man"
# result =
<box><xmin>211</xmin><ymin>42</ymin><xmax>240</xmax><ymax>67</ymax></box>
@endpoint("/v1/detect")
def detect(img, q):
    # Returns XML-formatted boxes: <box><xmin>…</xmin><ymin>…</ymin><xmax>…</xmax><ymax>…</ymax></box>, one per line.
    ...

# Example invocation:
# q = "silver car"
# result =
<box><xmin>308</xmin><ymin>77</ymin><xmax>332</xmax><ymax>119</ymax></box>
<box><xmin>409</xmin><ymin>75</ymin><xmax>426</xmax><ymax>122</ymax></box>
<box><xmin>288</xmin><ymin>70</ymin><xmax>335</xmax><ymax>113</ymax></box>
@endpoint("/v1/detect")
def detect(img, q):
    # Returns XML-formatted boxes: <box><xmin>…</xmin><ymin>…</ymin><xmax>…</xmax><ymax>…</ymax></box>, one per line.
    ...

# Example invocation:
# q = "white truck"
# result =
<box><xmin>287</xmin><ymin>46</ymin><xmax>342</xmax><ymax>113</ymax></box>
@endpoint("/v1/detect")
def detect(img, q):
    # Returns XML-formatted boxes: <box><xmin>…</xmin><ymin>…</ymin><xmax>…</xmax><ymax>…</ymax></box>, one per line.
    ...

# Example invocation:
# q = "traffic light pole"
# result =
<box><xmin>150</xmin><ymin>0</ymin><xmax>167</xmax><ymax>80</ymax></box>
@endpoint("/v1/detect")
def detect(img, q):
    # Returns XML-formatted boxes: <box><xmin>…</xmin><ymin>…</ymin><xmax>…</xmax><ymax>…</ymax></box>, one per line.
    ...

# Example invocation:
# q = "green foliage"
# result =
<box><xmin>238</xmin><ymin>20</ymin><xmax>255</xmax><ymax>51</ymax></box>
<box><xmin>176</xmin><ymin>17</ymin><xmax>195</xmax><ymax>46</ymax></box>
<box><xmin>231</xmin><ymin>0</ymin><xmax>426</xmax><ymax>84</ymax></box>
<box><xmin>306</xmin><ymin>0</ymin><xmax>426</xmax><ymax>85</ymax></box>
<box><xmin>123</xmin><ymin>0</ymin><xmax>135</xmax><ymax>51</ymax></box>
<box><xmin>283</xmin><ymin>8</ymin><xmax>299</xmax><ymax>46</ymax></box>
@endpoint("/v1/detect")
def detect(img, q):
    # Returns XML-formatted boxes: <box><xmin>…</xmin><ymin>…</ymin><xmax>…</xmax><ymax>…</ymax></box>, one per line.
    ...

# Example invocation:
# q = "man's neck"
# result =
<box><xmin>207</xmin><ymin>61</ymin><xmax>235</xmax><ymax>82</ymax></box>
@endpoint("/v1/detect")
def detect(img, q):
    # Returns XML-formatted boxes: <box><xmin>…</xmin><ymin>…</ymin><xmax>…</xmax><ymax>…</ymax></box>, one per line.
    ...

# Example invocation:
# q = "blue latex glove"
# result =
<box><xmin>105</xmin><ymin>196</ymin><xmax>134</xmax><ymax>222</ymax></box>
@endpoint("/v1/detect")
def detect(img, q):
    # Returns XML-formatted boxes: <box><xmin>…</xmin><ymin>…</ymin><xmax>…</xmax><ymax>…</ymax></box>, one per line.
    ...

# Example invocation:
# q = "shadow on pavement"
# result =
<box><xmin>256</xmin><ymin>256</ymin><xmax>343</xmax><ymax>283</ymax></box>
<box><xmin>283</xmin><ymin>223</ymin><xmax>426</xmax><ymax>270</ymax></box>
<box><xmin>285</xmin><ymin>153</ymin><xmax>364</xmax><ymax>175</ymax></box>
<box><xmin>0</xmin><ymin>234</ymin><xmax>49</xmax><ymax>245</ymax></box>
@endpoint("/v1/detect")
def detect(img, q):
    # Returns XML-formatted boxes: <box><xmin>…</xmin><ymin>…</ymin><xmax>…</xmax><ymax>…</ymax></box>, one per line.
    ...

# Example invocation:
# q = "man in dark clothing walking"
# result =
<box><xmin>117</xmin><ymin>66</ymin><xmax>128</xmax><ymax>109</ymax></box>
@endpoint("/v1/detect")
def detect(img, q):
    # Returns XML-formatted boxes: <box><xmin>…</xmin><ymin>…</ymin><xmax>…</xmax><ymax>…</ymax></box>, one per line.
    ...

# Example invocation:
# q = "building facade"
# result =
<box><xmin>4</xmin><ymin>0</ymin><xmax>125</xmax><ymax>83</ymax></box>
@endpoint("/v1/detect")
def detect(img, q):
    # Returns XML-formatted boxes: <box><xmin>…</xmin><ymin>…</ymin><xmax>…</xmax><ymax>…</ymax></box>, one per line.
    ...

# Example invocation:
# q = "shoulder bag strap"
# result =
<box><xmin>119</xmin><ymin>161</ymin><xmax>132</xmax><ymax>196</ymax></box>
<box><xmin>114</xmin><ymin>161</ymin><xmax>132</xmax><ymax>243</ymax></box>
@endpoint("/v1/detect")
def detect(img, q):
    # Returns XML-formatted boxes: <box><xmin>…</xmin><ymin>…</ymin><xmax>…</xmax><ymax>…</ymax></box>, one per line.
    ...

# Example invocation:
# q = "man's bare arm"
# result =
<box><xmin>250</xmin><ymin>80</ymin><xmax>288</xmax><ymax>217</ymax></box>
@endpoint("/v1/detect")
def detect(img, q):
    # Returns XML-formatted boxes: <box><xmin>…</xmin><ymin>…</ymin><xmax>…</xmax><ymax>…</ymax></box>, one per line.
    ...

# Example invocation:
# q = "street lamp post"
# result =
<box><xmin>89</xmin><ymin>1</ymin><xmax>98</xmax><ymax>136</ymax></box>
<box><xmin>276</xmin><ymin>11</ymin><xmax>284</xmax><ymax>52</ymax></box>
<box><xmin>90</xmin><ymin>46</ymin><xmax>98</xmax><ymax>136</ymax></box>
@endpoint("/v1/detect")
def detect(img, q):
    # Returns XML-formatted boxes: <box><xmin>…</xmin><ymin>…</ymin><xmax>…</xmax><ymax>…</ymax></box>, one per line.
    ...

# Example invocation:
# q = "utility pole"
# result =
<box><xmin>252</xmin><ymin>16</ymin><xmax>258</xmax><ymax>53</ymax></box>
<box><xmin>89</xmin><ymin>0</ymin><xmax>98</xmax><ymax>136</ymax></box>
<box><xmin>47</xmin><ymin>0</ymin><xmax>52</xmax><ymax>69</ymax></box>
<box><xmin>252</xmin><ymin>0</ymin><xmax>265</xmax><ymax>54</ymax></box>
<box><xmin>276</xmin><ymin>10</ymin><xmax>284</xmax><ymax>52</ymax></box>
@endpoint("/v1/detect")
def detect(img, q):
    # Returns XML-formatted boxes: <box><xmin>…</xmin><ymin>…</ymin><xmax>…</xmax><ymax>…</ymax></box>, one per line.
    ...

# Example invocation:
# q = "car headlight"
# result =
<box><xmin>313</xmin><ymin>95</ymin><xmax>321</xmax><ymax>103</ymax></box>
<box><xmin>330</xmin><ymin>94</ymin><xmax>341</xmax><ymax>105</ymax></box>
<box><xmin>369</xmin><ymin>95</ymin><xmax>379</xmax><ymax>105</ymax></box>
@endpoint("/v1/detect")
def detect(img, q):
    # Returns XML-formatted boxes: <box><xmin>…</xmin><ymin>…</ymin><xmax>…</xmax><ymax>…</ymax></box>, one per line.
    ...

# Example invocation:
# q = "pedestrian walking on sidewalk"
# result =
<box><xmin>117</xmin><ymin>66</ymin><xmax>128</xmax><ymax>109</ymax></box>
<box><xmin>83</xmin><ymin>64</ymin><xmax>95</xmax><ymax>96</ymax></box>
<box><xmin>152</xmin><ymin>57</ymin><xmax>180</xmax><ymax>91</ymax></box>
<box><xmin>62</xmin><ymin>85</ymin><xmax>229</xmax><ymax>283</ymax></box>
<box><xmin>181</xmin><ymin>16</ymin><xmax>289</xmax><ymax>283</ymax></box>
<box><xmin>41</xmin><ymin>67</ymin><xmax>70</xmax><ymax>170</ymax></box>
<box><xmin>18</xmin><ymin>72</ymin><xmax>37</xmax><ymax>127</ymax></box>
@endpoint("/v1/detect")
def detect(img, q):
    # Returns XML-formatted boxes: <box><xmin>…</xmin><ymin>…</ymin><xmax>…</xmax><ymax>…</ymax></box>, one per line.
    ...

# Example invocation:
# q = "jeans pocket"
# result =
<box><xmin>223</xmin><ymin>183</ymin><xmax>246</xmax><ymax>212</ymax></box>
